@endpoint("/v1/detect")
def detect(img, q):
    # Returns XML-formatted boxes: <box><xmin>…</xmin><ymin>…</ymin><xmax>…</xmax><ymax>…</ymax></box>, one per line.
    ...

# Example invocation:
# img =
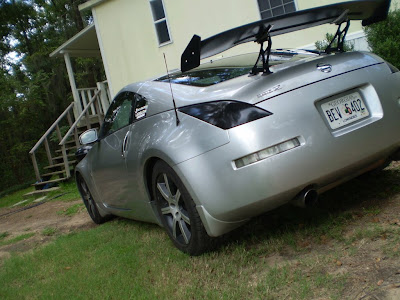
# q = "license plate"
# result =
<box><xmin>321</xmin><ymin>92</ymin><xmax>370</xmax><ymax>130</ymax></box>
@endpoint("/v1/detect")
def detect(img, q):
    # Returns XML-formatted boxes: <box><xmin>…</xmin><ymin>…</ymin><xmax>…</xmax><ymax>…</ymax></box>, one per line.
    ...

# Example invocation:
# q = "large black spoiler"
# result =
<box><xmin>181</xmin><ymin>0</ymin><xmax>391</xmax><ymax>72</ymax></box>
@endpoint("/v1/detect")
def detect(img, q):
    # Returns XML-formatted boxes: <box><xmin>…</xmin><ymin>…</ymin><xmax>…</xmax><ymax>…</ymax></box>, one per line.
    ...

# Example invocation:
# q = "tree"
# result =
<box><xmin>0</xmin><ymin>1</ymin><xmax>104</xmax><ymax>192</ymax></box>
<box><xmin>364</xmin><ymin>9</ymin><xmax>400</xmax><ymax>69</ymax></box>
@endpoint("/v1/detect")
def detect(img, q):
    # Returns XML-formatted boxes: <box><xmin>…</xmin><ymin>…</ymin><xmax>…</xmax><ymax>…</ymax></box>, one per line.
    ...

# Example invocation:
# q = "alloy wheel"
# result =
<box><xmin>156</xmin><ymin>173</ymin><xmax>191</xmax><ymax>244</ymax></box>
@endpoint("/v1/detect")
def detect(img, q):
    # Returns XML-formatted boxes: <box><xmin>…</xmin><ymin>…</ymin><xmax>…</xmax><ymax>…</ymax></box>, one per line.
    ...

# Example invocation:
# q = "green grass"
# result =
<box><xmin>0</xmin><ymin>180</ymin><xmax>81</xmax><ymax>209</ymax></box>
<box><xmin>0</xmin><ymin>187</ymin><xmax>36</xmax><ymax>208</ymax></box>
<box><xmin>0</xmin><ymin>164</ymin><xmax>399</xmax><ymax>299</ymax></box>
<box><xmin>0</xmin><ymin>232</ymin><xmax>9</xmax><ymax>240</ymax></box>
<box><xmin>42</xmin><ymin>227</ymin><xmax>57</xmax><ymax>236</ymax></box>
<box><xmin>46</xmin><ymin>181</ymin><xmax>81</xmax><ymax>202</ymax></box>
<box><xmin>57</xmin><ymin>203</ymin><xmax>85</xmax><ymax>216</ymax></box>
<box><xmin>0</xmin><ymin>220</ymin><xmax>347</xmax><ymax>299</ymax></box>
<box><xmin>0</xmin><ymin>233</ymin><xmax>35</xmax><ymax>247</ymax></box>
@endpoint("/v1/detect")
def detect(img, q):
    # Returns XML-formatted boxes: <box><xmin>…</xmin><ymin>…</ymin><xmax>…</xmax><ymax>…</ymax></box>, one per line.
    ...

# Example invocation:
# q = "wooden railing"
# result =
<box><xmin>76</xmin><ymin>81</ymin><xmax>110</xmax><ymax>119</ymax></box>
<box><xmin>29</xmin><ymin>81</ymin><xmax>110</xmax><ymax>184</ymax></box>
<box><xmin>60</xmin><ymin>89</ymin><xmax>102</xmax><ymax>147</ymax></box>
<box><xmin>29</xmin><ymin>102</ymin><xmax>78</xmax><ymax>182</ymax></box>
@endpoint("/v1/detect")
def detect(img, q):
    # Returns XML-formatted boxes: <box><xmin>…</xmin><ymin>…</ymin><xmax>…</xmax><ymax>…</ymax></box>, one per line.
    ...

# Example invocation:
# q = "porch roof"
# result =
<box><xmin>50</xmin><ymin>24</ymin><xmax>100</xmax><ymax>58</ymax></box>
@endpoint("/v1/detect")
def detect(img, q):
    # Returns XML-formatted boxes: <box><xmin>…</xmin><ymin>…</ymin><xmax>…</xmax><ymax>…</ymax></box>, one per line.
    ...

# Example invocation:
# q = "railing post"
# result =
<box><xmin>87</xmin><ymin>89</ymin><xmax>96</xmax><ymax>115</ymax></box>
<box><xmin>80</xmin><ymin>90</ymin><xmax>88</xmax><ymax>114</ymax></box>
<box><xmin>85</xmin><ymin>108</ymin><xmax>91</xmax><ymax>129</ymax></box>
<box><xmin>44</xmin><ymin>137</ymin><xmax>53</xmax><ymax>166</ymax></box>
<box><xmin>94</xmin><ymin>96</ymin><xmax>103</xmax><ymax>126</ymax></box>
<box><xmin>59</xmin><ymin>90</ymin><xmax>101</xmax><ymax>147</ymax></box>
<box><xmin>97</xmin><ymin>81</ymin><xmax>110</xmax><ymax>115</ymax></box>
<box><xmin>56</xmin><ymin>125</ymin><xmax>71</xmax><ymax>179</ymax></box>
<box><xmin>67</xmin><ymin>111</ymin><xmax>80</xmax><ymax>148</ymax></box>
<box><xmin>31</xmin><ymin>152</ymin><xmax>41</xmax><ymax>182</ymax></box>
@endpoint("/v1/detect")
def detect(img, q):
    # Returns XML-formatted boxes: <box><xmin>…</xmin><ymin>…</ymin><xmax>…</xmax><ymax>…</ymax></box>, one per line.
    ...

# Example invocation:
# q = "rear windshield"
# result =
<box><xmin>155</xmin><ymin>51</ymin><xmax>317</xmax><ymax>87</ymax></box>
<box><xmin>155</xmin><ymin>67</ymin><xmax>252</xmax><ymax>87</ymax></box>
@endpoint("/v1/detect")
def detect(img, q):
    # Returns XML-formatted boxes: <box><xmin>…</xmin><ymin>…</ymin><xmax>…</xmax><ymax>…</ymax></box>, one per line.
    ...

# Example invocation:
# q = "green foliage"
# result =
<box><xmin>49</xmin><ymin>125</ymin><xmax>70</xmax><ymax>143</ymax></box>
<box><xmin>364</xmin><ymin>9</ymin><xmax>400</xmax><ymax>69</ymax></box>
<box><xmin>0</xmin><ymin>1</ymin><xmax>105</xmax><ymax>192</ymax></box>
<box><xmin>315</xmin><ymin>33</ymin><xmax>355</xmax><ymax>52</ymax></box>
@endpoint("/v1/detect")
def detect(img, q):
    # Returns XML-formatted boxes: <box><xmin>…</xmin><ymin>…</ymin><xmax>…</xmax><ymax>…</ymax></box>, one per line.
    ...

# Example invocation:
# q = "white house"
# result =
<box><xmin>29</xmin><ymin>0</ymin><xmax>396</xmax><ymax>187</ymax></box>
<box><xmin>51</xmin><ymin>0</ymin><xmax>399</xmax><ymax>105</ymax></box>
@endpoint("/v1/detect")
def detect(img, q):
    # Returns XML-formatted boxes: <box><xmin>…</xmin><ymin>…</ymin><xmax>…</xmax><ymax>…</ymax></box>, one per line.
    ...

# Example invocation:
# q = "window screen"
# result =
<box><xmin>257</xmin><ymin>0</ymin><xmax>296</xmax><ymax>19</ymax></box>
<box><xmin>149</xmin><ymin>0</ymin><xmax>171</xmax><ymax>45</ymax></box>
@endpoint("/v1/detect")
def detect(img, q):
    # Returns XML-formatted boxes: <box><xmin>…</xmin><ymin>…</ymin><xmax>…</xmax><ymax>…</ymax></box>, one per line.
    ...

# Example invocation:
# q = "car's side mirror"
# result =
<box><xmin>79</xmin><ymin>129</ymin><xmax>98</xmax><ymax>145</ymax></box>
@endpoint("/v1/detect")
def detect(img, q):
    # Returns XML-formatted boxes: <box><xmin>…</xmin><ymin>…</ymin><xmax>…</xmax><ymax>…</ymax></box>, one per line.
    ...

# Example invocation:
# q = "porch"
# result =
<box><xmin>29</xmin><ymin>24</ymin><xmax>111</xmax><ymax>189</ymax></box>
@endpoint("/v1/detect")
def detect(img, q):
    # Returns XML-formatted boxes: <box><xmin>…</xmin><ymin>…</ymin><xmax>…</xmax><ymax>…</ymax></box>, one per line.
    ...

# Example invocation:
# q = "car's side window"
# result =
<box><xmin>133</xmin><ymin>93</ymin><xmax>148</xmax><ymax>121</ymax></box>
<box><xmin>100</xmin><ymin>92</ymin><xmax>133</xmax><ymax>138</ymax></box>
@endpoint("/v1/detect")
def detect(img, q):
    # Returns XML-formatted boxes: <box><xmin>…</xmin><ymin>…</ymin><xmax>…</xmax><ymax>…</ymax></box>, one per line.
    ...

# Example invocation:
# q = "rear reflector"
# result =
<box><xmin>234</xmin><ymin>138</ymin><xmax>300</xmax><ymax>169</ymax></box>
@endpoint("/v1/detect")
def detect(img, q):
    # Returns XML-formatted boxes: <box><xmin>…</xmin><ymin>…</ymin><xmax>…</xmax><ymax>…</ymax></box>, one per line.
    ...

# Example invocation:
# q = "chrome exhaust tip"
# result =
<box><xmin>291</xmin><ymin>188</ymin><xmax>318</xmax><ymax>208</ymax></box>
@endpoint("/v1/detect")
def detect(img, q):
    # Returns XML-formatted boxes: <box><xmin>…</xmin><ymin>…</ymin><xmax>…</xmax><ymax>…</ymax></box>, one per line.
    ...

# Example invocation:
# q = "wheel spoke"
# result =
<box><xmin>163</xmin><ymin>173</ymin><xmax>172</xmax><ymax>196</ymax></box>
<box><xmin>180</xmin><ymin>210</ymin><xmax>190</xmax><ymax>225</ymax></box>
<box><xmin>88</xmin><ymin>198</ymin><xmax>95</xmax><ymax>216</ymax></box>
<box><xmin>172</xmin><ymin>218</ymin><xmax>178</xmax><ymax>238</ymax></box>
<box><xmin>161</xmin><ymin>206</ymin><xmax>172</xmax><ymax>215</ymax></box>
<box><xmin>81</xmin><ymin>182</ymin><xmax>88</xmax><ymax>194</ymax></box>
<box><xmin>179</xmin><ymin>220</ymin><xmax>190</xmax><ymax>244</ymax></box>
<box><xmin>157</xmin><ymin>182</ymin><xmax>170</xmax><ymax>202</ymax></box>
<box><xmin>173</xmin><ymin>189</ymin><xmax>181</xmax><ymax>205</ymax></box>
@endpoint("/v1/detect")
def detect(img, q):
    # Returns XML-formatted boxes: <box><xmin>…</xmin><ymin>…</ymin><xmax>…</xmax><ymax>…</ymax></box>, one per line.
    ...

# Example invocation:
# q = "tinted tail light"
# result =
<box><xmin>179</xmin><ymin>100</ymin><xmax>272</xmax><ymax>129</ymax></box>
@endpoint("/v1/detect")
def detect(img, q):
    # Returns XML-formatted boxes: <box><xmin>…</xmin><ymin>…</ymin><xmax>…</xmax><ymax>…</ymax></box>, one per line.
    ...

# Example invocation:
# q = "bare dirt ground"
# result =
<box><xmin>0</xmin><ymin>199</ymin><xmax>95</xmax><ymax>262</ymax></box>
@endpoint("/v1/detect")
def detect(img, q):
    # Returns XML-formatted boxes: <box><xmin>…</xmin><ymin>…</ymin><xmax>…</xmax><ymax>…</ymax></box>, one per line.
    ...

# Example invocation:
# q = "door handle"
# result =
<box><xmin>121</xmin><ymin>131</ymin><xmax>130</xmax><ymax>158</ymax></box>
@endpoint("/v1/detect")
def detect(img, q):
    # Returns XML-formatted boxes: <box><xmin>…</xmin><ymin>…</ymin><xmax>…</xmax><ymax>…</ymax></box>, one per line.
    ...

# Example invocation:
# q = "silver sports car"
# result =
<box><xmin>75</xmin><ymin>0</ymin><xmax>400</xmax><ymax>255</ymax></box>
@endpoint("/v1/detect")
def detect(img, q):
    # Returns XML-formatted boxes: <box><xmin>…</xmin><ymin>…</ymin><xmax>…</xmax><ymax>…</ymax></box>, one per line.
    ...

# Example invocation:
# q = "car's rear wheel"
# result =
<box><xmin>77</xmin><ymin>176</ymin><xmax>108</xmax><ymax>224</ymax></box>
<box><xmin>152</xmin><ymin>161</ymin><xmax>213</xmax><ymax>255</ymax></box>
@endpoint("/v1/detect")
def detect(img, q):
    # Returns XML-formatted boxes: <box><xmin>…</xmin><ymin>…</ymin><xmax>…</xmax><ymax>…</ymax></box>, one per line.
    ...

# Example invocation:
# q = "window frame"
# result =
<box><xmin>99</xmin><ymin>92</ymin><xmax>134</xmax><ymax>139</ymax></box>
<box><xmin>132</xmin><ymin>93</ymin><xmax>149</xmax><ymax>122</ymax></box>
<box><xmin>149</xmin><ymin>0</ymin><xmax>173</xmax><ymax>47</ymax></box>
<box><xmin>256</xmin><ymin>0</ymin><xmax>298</xmax><ymax>20</ymax></box>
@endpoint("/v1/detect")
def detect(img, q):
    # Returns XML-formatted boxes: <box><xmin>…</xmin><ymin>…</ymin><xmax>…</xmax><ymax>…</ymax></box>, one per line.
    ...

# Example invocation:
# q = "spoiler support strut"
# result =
<box><xmin>250</xmin><ymin>25</ymin><xmax>273</xmax><ymax>75</ymax></box>
<box><xmin>325</xmin><ymin>20</ymin><xmax>350</xmax><ymax>54</ymax></box>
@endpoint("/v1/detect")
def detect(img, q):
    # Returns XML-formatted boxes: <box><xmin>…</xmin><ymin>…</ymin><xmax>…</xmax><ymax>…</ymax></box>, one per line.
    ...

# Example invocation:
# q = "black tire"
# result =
<box><xmin>77</xmin><ymin>176</ymin><xmax>108</xmax><ymax>224</ymax></box>
<box><xmin>152</xmin><ymin>161</ymin><xmax>214</xmax><ymax>255</ymax></box>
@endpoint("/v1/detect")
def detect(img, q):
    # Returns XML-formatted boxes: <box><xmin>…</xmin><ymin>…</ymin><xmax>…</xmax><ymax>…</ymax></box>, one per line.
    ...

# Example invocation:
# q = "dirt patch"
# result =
<box><xmin>283</xmin><ymin>193</ymin><xmax>400</xmax><ymax>300</ymax></box>
<box><xmin>0</xmin><ymin>200</ymin><xmax>95</xmax><ymax>262</ymax></box>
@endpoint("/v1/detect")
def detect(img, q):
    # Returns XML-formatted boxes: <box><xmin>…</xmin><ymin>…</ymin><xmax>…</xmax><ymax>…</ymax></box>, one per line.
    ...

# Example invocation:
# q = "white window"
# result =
<box><xmin>149</xmin><ymin>0</ymin><xmax>171</xmax><ymax>45</ymax></box>
<box><xmin>258</xmin><ymin>0</ymin><xmax>296</xmax><ymax>19</ymax></box>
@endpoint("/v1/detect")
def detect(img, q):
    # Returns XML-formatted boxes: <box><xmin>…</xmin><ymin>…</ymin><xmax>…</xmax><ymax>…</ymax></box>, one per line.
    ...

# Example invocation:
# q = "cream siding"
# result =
<box><xmin>92</xmin><ymin>0</ymin><xmax>399</xmax><ymax>95</ymax></box>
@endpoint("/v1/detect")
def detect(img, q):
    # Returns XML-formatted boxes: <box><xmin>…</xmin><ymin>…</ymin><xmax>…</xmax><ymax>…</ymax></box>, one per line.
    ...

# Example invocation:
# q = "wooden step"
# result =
<box><xmin>65</xmin><ymin>139</ymin><xmax>77</xmax><ymax>145</ymax></box>
<box><xmin>44</xmin><ymin>161</ymin><xmax>77</xmax><ymax>169</ymax></box>
<box><xmin>42</xmin><ymin>170</ymin><xmax>67</xmax><ymax>177</ymax></box>
<box><xmin>52</xmin><ymin>153</ymin><xmax>75</xmax><ymax>160</ymax></box>
<box><xmin>32</xmin><ymin>177</ymin><xmax>68</xmax><ymax>187</ymax></box>
<box><xmin>55</xmin><ymin>146</ymin><xmax>78</xmax><ymax>153</ymax></box>
<box><xmin>24</xmin><ymin>187</ymin><xmax>61</xmax><ymax>199</ymax></box>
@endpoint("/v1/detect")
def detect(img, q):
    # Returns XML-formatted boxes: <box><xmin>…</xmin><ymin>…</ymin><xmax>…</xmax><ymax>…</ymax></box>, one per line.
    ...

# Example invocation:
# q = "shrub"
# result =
<box><xmin>315</xmin><ymin>32</ymin><xmax>354</xmax><ymax>52</ymax></box>
<box><xmin>364</xmin><ymin>9</ymin><xmax>400</xmax><ymax>69</ymax></box>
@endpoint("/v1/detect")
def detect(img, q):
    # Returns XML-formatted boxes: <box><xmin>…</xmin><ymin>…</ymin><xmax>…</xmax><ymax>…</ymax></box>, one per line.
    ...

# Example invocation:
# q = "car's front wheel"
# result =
<box><xmin>152</xmin><ymin>161</ymin><xmax>213</xmax><ymax>255</ymax></box>
<box><xmin>77</xmin><ymin>175</ymin><xmax>108</xmax><ymax>224</ymax></box>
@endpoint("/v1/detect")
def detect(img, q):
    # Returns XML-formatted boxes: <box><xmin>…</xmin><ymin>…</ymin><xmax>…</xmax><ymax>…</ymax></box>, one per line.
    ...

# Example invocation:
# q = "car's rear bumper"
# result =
<box><xmin>174</xmin><ymin>66</ymin><xmax>400</xmax><ymax>237</ymax></box>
